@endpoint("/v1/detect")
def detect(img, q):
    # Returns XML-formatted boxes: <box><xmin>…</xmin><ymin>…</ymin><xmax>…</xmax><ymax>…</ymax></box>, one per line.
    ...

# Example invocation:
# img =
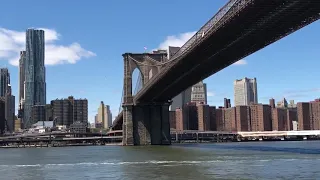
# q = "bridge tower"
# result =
<box><xmin>122</xmin><ymin>52</ymin><xmax>171</xmax><ymax>145</ymax></box>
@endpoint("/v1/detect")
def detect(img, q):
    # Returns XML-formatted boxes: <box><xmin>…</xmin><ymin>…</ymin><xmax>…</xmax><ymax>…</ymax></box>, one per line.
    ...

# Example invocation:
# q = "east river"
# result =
<box><xmin>0</xmin><ymin>141</ymin><xmax>320</xmax><ymax>180</ymax></box>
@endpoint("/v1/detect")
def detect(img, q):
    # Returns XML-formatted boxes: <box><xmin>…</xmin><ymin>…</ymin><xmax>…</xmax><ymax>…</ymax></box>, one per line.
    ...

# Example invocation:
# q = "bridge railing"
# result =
<box><xmin>170</xmin><ymin>0</ymin><xmax>238</xmax><ymax>60</ymax></box>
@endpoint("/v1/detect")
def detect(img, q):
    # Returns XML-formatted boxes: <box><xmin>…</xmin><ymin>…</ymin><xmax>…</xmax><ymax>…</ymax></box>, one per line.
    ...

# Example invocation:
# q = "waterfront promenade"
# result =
<box><xmin>1</xmin><ymin>130</ymin><xmax>320</xmax><ymax>148</ymax></box>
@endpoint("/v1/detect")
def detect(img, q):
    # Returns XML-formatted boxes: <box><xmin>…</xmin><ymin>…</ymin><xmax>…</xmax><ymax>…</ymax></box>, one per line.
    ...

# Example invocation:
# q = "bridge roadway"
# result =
<box><xmin>115</xmin><ymin>0</ymin><xmax>320</xmax><ymax>145</ymax></box>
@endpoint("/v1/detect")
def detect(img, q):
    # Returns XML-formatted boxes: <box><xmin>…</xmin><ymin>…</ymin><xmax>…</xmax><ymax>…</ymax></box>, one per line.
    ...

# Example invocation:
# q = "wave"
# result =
<box><xmin>0</xmin><ymin>158</ymin><xmax>319</xmax><ymax>168</ymax></box>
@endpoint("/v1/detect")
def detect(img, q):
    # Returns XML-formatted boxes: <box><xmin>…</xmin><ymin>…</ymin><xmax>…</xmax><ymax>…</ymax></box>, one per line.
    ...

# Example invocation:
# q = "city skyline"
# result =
<box><xmin>0</xmin><ymin>0</ymin><xmax>319</xmax><ymax>123</ymax></box>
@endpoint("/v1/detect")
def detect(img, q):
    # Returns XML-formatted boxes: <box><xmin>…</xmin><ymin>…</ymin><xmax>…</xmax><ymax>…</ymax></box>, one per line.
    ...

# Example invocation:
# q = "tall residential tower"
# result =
<box><xmin>24</xmin><ymin>29</ymin><xmax>46</xmax><ymax>128</ymax></box>
<box><xmin>234</xmin><ymin>77</ymin><xmax>258</xmax><ymax>106</ymax></box>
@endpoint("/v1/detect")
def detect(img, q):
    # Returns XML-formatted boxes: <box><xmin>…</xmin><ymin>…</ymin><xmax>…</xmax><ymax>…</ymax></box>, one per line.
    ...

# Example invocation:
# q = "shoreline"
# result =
<box><xmin>1</xmin><ymin>138</ymin><xmax>320</xmax><ymax>149</ymax></box>
<box><xmin>0</xmin><ymin>143</ymin><xmax>122</xmax><ymax>149</ymax></box>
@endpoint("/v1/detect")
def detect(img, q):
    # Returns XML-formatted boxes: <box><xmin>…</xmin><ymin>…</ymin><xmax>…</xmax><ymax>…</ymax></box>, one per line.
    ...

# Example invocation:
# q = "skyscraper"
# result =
<box><xmin>24</xmin><ymin>29</ymin><xmax>46</xmax><ymax>128</ymax></box>
<box><xmin>0</xmin><ymin>100</ymin><xmax>5</xmax><ymax>134</ymax></box>
<box><xmin>105</xmin><ymin>105</ymin><xmax>112</xmax><ymax>129</ymax></box>
<box><xmin>97</xmin><ymin>101</ymin><xmax>104</xmax><ymax>124</ymax></box>
<box><xmin>97</xmin><ymin>101</ymin><xmax>112</xmax><ymax>129</ymax></box>
<box><xmin>0</xmin><ymin>68</ymin><xmax>10</xmax><ymax>97</ymax></box>
<box><xmin>18</xmin><ymin>51</ymin><xmax>26</xmax><ymax>123</ymax></box>
<box><xmin>191</xmin><ymin>81</ymin><xmax>207</xmax><ymax>104</ymax></box>
<box><xmin>5</xmin><ymin>84</ymin><xmax>15</xmax><ymax>132</ymax></box>
<box><xmin>19</xmin><ymin>51</ymin><xmax>26</xmax><ymax>103</ymax></box>
<box><xmin>234</xmin><ymin>77</ymin><xmax>258</xmax><ymax>106</ymax></box>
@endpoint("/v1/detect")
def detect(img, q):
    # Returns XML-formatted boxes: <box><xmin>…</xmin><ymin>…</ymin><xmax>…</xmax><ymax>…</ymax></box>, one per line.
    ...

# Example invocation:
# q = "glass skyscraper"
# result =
<box><xmin>24</xmin><ymin>29</ymin><xmax>46</xmax><ymax>128</ymax></box>
<box><xmin>19</xmin><ymin>51</ymin><xmax>26</xmax><ymax>104</ymax></box>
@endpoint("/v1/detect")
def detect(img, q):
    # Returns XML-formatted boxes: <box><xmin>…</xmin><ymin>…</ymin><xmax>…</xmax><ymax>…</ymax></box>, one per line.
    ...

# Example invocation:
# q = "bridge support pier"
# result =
<box><xmin>123</xmin><ymin>103</ymin><xmax>171</xmax><ymax>146</ymax></box>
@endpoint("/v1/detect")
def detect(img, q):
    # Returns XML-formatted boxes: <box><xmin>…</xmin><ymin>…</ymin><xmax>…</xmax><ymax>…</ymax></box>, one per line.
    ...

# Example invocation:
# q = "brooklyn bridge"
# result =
<box><xmin>111</xmin><ymin>0</ymin><xmax>320</xmax><ymax>145</ymax></box>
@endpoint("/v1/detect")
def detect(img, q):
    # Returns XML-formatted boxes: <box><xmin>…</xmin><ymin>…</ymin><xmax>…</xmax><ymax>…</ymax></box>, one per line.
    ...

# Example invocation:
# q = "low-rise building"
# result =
<box><xmin>70</xmin><ymin>121</ymin><xmax>88</xmax><ymax>134</ymax></box>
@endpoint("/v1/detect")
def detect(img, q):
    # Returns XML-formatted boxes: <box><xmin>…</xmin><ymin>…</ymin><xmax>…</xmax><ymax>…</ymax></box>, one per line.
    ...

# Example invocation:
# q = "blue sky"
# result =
<box><xmin>0</xmin><ymin>0</ymin><xmax>319</xmax><ymax>123</ymax></box>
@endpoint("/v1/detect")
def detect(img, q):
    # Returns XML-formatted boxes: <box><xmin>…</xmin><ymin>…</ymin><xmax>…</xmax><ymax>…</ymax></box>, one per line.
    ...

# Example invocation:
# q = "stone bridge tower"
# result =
<box><xmin>122</xmin><ymin>52</ymin><xmax>171</xmax><ymax>145</ymax></box>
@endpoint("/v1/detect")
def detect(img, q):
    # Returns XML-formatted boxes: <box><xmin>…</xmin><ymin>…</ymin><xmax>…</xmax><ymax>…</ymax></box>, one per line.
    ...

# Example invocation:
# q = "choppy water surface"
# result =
<box><xmin>1</xmin><ymin>141</ymin><xmax>320</xmax><ymax>180</ymax></box>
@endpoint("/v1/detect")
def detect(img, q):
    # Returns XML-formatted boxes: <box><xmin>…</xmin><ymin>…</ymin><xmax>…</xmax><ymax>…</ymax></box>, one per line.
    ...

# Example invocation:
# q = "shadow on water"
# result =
<box><xmin>178</xmin><ymin>141</ymin><xmax>320</xmax><ymax>155</ymax></box>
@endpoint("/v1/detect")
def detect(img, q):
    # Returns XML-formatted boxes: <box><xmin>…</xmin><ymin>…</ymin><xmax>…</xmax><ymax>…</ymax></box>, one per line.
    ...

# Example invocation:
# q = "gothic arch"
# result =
<box><xmin>122</xmin><ymin>53</ymin><xmax>167</xmax><ymax>104</ymax></box>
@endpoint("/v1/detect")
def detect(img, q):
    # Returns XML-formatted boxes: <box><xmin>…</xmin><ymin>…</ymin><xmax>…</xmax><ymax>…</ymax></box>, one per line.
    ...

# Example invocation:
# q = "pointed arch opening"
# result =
<box><xmin>132</xmin><ymin>68</ymin><xmax>144</xmax><ymax>95</ymax></box>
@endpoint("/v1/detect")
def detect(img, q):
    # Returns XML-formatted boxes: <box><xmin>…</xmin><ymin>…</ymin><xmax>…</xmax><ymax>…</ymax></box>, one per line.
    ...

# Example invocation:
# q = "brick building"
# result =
<box><xmin>297</xmin><ymin>99</ymin><xmax>320</xmax><ymax>130</ymax></box>
<box><xmin>249</xmin><ymin>104</ymin><xmax>272</xmax><ymax>131</ymax></box>
<box><xmin>169</xmin><ymin>111</ymin><xmax>176</xmax><ymax>130</ymax></box>
<box><xmin>272</xmin><ymin>108</ymin><xmax>287</xmax><ymax>131</ymax></box>
<box><xmin>235</xmin><ymin>105</ymin><xmax>250</xmax><ymax>131</ymax></box>
<box><xmin>51</xmin><ymin>96</ymin><xmax>88</xmax><ymax>127</ymax></box>
<box><xmin>287</xmin><ymin>108</ymin><xmax>297</xmax><ymax>130</ymax></box>
<box><xmin>297</xmin><ymin>102</ymin><xmax>311</xmax><ymax>130</ymax></box>
<box><xmin>310</xmin><ymin>99</ymin><xmax>320</xmax><ymax>130</ymax></box>
<box><xmin>197</xmin><ymin>103</ymin><xmax>210</xmax><ymax>131</ymax></box>
<box><xmin>170</xmin><ymin>98</ymin><xmax>308</xmax><ymax>133</ymax></box>
<box><xmin>209</xmin><ymin>106</ymin><xmax>216</xmax><ymax>131</ymax></box>
<box><xmin>215</xmin><ymin>108</ymin><xmax>224</xmax><ymax>131</ymax></box>
<box><xmin>31</xmin><ymin>105</ymin><xmax>46</xmax><ymax>123</ymax></box>
<box><xmin>175</xmin><ymin>108</ymin><xmax>183</xmax><ymax>131</ymax></box>
<box><xmin>224</xmin><ymin>107</ymin><xmax>236</xmax><ymax>131</ymax></box>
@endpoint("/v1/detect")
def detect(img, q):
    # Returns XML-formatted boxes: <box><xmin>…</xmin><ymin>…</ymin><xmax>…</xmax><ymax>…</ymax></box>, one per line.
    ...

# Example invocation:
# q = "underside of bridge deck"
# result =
<box><xmin>135</xmin><ymin>0</ymin><xmax>320</xmax><ymax>103</ymax></box>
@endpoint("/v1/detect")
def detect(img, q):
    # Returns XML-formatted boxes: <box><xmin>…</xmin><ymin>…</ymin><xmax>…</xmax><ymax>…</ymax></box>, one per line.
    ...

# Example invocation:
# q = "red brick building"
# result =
<box><xmin>197</xmin><ymin>103</ymin><xmax>210</xmax><ymax>131</ymax></box>
<box><xmin>249</xmin><ymin>104</ymin><xmax>272</xmax><ymax>131</ymax></box>
<box><xmin>272</xmin><ymin>108</ymin><xmax>287</xmax><ymax>131</ymax></box>
<box><xmin>235</xmin><ymin>105</ymin><xmax>250</xmax><ymax>131</ymax></box>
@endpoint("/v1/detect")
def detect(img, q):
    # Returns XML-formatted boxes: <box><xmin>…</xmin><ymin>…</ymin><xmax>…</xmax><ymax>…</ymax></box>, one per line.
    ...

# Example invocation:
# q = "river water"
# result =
<box><xmin>0</xmin><ymin>141</ymin><xmax>320</xmax><ymax>180</ymax></box>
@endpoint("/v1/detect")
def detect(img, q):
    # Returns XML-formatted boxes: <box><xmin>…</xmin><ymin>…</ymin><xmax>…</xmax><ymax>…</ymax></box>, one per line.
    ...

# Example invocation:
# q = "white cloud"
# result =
<box><xmin>40</xmin><ymin>28</ymin><xmax>60</xmax><ymax>42</ymax></box>
<box><xmin>207</xmin><ymin>91</ymin><xmax>215</xmax><ymax>97</ymax></box>
<box><xmin>158</xmin><ymin>31</ymin><xmax>197</xmax><ymax>50</ymax></box>
<box><xmin>233</xmin><ymin>59</ymin><xmax>247</xmax><ymax>65</ymax></box>
<box><xmin>0</xmin><ymin>27</ymin><xmax>96</xmax><ymax>66</ymax></box>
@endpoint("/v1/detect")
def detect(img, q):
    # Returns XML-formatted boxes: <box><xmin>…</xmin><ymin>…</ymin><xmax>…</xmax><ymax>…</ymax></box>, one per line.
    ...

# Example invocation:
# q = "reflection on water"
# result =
<box><xmin>0</xmin><ymin>141</ymin><xmax>319</xmax><ymax>180</ymax></box>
